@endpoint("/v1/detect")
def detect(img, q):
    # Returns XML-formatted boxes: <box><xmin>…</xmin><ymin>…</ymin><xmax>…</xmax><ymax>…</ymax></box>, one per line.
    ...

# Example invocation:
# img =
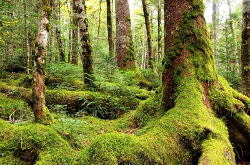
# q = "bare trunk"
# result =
<box><xmin>141</xmin><ymin>0</ymin><xmax>153</xmax><ymax>69</ymax></box>
<box><xmin>242</xmin><ymin>0</ymin><xmax>250</xmax><ymax>97</ymax></box>
<box><xmin>115</xmin><ymin>0</ymin><xmax>135</xmax><ymax>70</ymax></box>
<box><xmin>107</xmin><ymin>0</ymin><xmax>114</xmax><ymax>58</ymax></box>
<box><xmin>71</xmin><ymin>0</ymin><xmax>79</xmax><ymax>65</ymax></box>
<box><xmin>75</xmin><ymin>0</ymin><xmax>95</xmax><ymax>89</ymax></box>
<box><xmin>32</xmin><ymin>0</ymin><xmax>54</xmax><ymax>123</ymax></box>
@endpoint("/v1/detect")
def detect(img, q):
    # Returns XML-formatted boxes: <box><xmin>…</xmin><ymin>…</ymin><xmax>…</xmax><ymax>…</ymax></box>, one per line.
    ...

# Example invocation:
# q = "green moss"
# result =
<box><xmin>209</xmin><ymin>76</ymin><xmax>246</xmax><ymax>113</ymax></box>
<box><xmin>0</xmin><ymin>119</ymin><xmax>78</xmax><ymax>164</ymax></box>
<box><xmin>0</xmin><ymin>82</ymin><xmax>139</xmax><ymax>119</ymax></box>
<box><xmin>0</xmin><ymin>93</ymin><xmax>32</xmax><ymax>120</ymax></box>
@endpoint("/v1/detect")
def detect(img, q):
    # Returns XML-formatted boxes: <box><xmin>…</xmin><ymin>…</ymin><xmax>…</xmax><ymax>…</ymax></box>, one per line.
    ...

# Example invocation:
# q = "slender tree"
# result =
<box><xmin>115</xmin><ymin>0</ymin><xmax>136</xmax><ymax>69</ymax></box>
<box><xmin>157</xmin><ymin>0</ymin><xmax>162</xmax><ymax>61</ymax></box>
<box><xmin>71</xmin><ymin>0</ymin><xmax>79</xmax><ymax>65</ymax></box>
<box><xmin>212</xmin><ymin>0</ymin><xmax>218</xmax><ymax>58</ymax></box>
<box><xmin>242</xmin><ymin>0</ymin><xmax>250</xmax><ymax>97</ymax></box>
<box><xmin>106</xmin><ymin>0</ymin><xmax>114</xmax><ymax>58</ymax></box>
<box><xmin>75</xmin><ymin>0</ymin><xmax>95</xmax><ymax>89</ymax></box>
<box><xmin>32</xmin><ymin>0</ymin><xmax>54</xmax><ymax>123</ymax></box>
<box><xmin>141</xmin><ymin>0</ymin><xmax>153</xmax><ymax>69</ymax></box>
<box><xmin>23</xmin><ymin>0</ymin><xmax>30</xmax><ymax>74</ymax></box>
<box><xmin>54</xmin><ymin>0</ymin><xmax>65</xmax><ymax>62</ymax></box>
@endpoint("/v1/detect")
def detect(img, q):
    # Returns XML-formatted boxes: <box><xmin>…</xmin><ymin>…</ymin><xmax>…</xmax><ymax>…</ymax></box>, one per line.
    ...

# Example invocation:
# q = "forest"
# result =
<box><xmin>0</xmin><ymin>0</ymin><xmax>249</xmax><ymax>164</ymax></box>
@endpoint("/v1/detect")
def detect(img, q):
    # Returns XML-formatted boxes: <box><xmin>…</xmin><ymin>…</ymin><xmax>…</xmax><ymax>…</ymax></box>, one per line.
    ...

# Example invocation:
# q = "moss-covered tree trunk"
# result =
<box><xmin>115</xmin><ymin>0</ymin><xmax>136</xmax><ymax>70</ymax></box>
<box><xmin>75</xmin><ymin>0</ymin><xmax>95</xmax><ymax>89</ymax></box>
<box><xmin>141</xmin><ymin>0</ymin><xmax>153</xmax><ymax>69</ymax></box>
<box><xmin>32</xmin><ymin>0</ymin><xmax>54</xmax><ymax>123</ymax></box>
<box><xmin>71</xmin><ymin>0</ymin><xmax>79</xmax><ymax>65</ymax></box>
<box><xmin>161</xmin><ymin>0</ymin><xmax>250</xmax><ymax>163</ymax></box>
<box><xmin>242</xmin><ymin>0</ymin><xmax>250</xmax><ymax>97</ymax></box>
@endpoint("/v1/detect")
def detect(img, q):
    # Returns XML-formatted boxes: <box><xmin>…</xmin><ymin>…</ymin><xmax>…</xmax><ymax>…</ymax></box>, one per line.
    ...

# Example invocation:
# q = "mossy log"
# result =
<box><xmin>0</xmin><ymin>82</ymin><xmax>140</xmax><ymax>119</ymax></box>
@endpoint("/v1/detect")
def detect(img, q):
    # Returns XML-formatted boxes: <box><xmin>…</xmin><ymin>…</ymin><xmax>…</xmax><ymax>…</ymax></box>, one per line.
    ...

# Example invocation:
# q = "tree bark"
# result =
<box><xmin>23</xmin><ymin>0</ymin><xmax>30</xmax><ymax>74</ymax></box>
<box><xmin>157</xmin><ymin>0</ymin><xmax>162</xmax><ymax>61</ymax></box>
<box><xmin>106</xmin><ymin>0</ymin><xmax>114</xmax><ymax>58</ymax></box>
<box><xmin>75</xmin><ymin>0</ymin><xmax>95</xmax><ymax>89</ymax></box>
<box><xmin>242</xmin><ymin>0</ymin><xmax>250</xmax><ymax>97</ymax></box>
<box><xmin>71</xmin><ymin>0</ymin><xmax>79</xmax><ymax>65</ymax></box>
<box><xmin>141</xmin><ymin>0</ymin><xmax>153</xmax><ymax>69</ymax></box>
<box><xmin>115</xmin><ymin>0</ymin><xmax>136</xmax><ymax>70</ymax></box>
<box><xmin>32</xmin><ymin>0</ymin><xmax>54</xmax><ymax>123</ymax></box>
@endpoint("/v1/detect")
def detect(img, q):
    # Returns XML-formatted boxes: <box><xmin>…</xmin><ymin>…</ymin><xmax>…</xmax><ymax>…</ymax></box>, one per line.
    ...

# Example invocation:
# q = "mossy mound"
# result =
<box><xmin>0</xmin><ymin>120</ymin><xmax>78</xmax><ymax>164</ymax></box>
<box><xmin>0</xmin><ymin>93</ymin><xmax>32</xmax><ymax>121</ymax></box>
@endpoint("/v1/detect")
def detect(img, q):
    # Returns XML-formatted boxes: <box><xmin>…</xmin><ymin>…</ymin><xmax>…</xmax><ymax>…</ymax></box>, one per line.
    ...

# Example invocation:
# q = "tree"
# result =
<box><xmin>115</xmin><ymin>0</ymin><xmax>136</xmax><ymax>69</ymax></box>
<box><xmin>75</xmin><ymin>0</ymin><xmax>95</xmax><ymax>89</ymax></box>
<box><xmin>53</xmin><ymin>0</ymin><xmax>65</xmax><ymax>63</ymax></box>
<box><xmin>71</xmin><ymin>0</ymin><xmax>79</xmax><ymax>65</ymax></box>
<box><xmin>242</xmin><ymin>0</ymin><xmax>250</xmax><ymax>97</ymax></box>
<box><xmin>161</xmin><ymin>0</ymin><xmax>250</xmax><ymax>162</ymax></box>
<box><xmin>141</xmin><ymin>0</ymin><xmax>153</xmax><ymax>69</ymax></box>
<box><xmin>157</xmin><ymin>0</ymin><xmax>162</xmax><ymax>61</ymax></box>
<box><xmin>106</xmin><ymin>0</ymin><xmax>114</xmax><ymax>58</ymax></box>
<box><xmin>32</xmin><ymin>0</ymin><xmax>54</xmax><ymax>123</ymax></box>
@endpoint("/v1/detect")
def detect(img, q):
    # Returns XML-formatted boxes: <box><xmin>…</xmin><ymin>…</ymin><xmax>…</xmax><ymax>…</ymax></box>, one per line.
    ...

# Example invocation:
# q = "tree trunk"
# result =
<box><xmin>157</xmin><ymin>0</ymin><xmax>162</xmax><ymax>61</ymax></box>
<box><xmin>141</xmin><ymin>0</ymin><xmax>153</xmax><ymax>69</ymax></box>
<box><xmin>242</xmin><ymin>0</ymin><xmax>250</xmax><ymax>97</ymax></box>
<box><xmin>106</xmin><ymin>0</ymin><xmax>114</xmax><ymax>58</ymax></box>
<box><xmin>212</xmin><ymin>0</ymin><xmax>218</xmax><ymax>58</ymax></box>
<box><xmin>75</xmin><ymin>0</ymin><xmax>95</xmax><ymax>89</ymax></box>
<box><xmin>71</xmin><ymin>0</ymin><xmax>79</xmax><ymax>65</ymax></box>
<box><xmin>23</xmin><ymin>0</ymin><xmax>30</xmax><ymax>74</ymax></box>
<box><xmin>32</xmin><ymin>0</ymin><xmax>54</xmax><ymax>123</ymax></box>
<box><xmin>54</xmin><ymin>1</ymin><xmax>65</xmax><ymax>63</ymax></box>
<box><xmin>115</xmin><ymin>0</ymin><xmax>136</xmax><ymax>70</ymax></box>
<box><xmin>97</xmin><ymin>0</ymin><xmax>103</xmax><ymax>40</ymax></box>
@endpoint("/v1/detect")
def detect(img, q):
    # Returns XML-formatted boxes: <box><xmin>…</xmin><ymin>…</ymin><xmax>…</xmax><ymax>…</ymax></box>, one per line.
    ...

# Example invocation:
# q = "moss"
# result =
<box><xmin>97</xmin><ymin>82</ymin><xmax>152</xmax><ymax>100</ymax></box>
<box><xmin>209</xmin><ymin>76</ymin><xmax>247</xmax><ymax>113</ymax></box>
<box><xmin>0</xmin><ymin>119</ymin><xmax>78</xmax><ymax>164</ymax></box>
<box><xmin>0</xmin><ymin>82</ymin><xmax>139</xmax><ymax>119</ymax></box>
<box><xmin>0</xmin><ymin>93</ymin><xmax>32</xmax><ymax>121</ymax></box>
<box><xmin>133</xmin><ymin>93</ymin><xmax>164</xmax><ymax>127</ymax></box>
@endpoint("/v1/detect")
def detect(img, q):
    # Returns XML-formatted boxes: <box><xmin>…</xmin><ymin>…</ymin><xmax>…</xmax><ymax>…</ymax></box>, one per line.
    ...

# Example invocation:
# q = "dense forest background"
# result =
<box><xmin>0</xmin><ymin>0</ymin><xmax>244</xmax><ymax>89</ymax></box>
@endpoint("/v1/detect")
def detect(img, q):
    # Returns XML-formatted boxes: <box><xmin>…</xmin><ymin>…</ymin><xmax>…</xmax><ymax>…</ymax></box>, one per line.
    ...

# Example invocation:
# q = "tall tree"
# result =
<box><xmin>23</xmin><ymin>0</ymin><xmax>30</xmax><ymax>74</ymax></box>
<box><xmin>242</xmin><ymin>0</ymin><xmax>250</xmax><ymax>97</ymax></box>
<box><xmin>32</xmin><ymin>0</ymin><xmax>54</xmax><ymax>123</ymax></box>
<box><xmin>115</xmin><ymin>0</ymin><xmax>136</xmax><ymax>69</ymax></box>
<box><xmin>106</xmin><ymin>0</ymin><xmax>114</xmax><ymax>58</ymax></box>
<box><xmin>157</xmin><ymin>0</ymin><xmax>162</xmax><ymax>61</ymax></box>
<box><xmin>54</xmin><ymin>0</ymin><xmax>65</xmax><ymax>62</ymax></box>
<box><xmin>75</xmin><ymin>0</ymin><xmax>95</xmax><ymax>89</ymax></box>
<box><xmin>71</xmin><ymin>0</ymin><xmax>79</xmax><ymax>65</ymax></box>
<box><xmin>141</xmin><ymin>0</ymin><xmax>153</xmax><ymax>69</ymax></box>
<box><xmin>162</xmin><ymin>0</ymin><xmax>250</xmax><ymax>162</ymax></box>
